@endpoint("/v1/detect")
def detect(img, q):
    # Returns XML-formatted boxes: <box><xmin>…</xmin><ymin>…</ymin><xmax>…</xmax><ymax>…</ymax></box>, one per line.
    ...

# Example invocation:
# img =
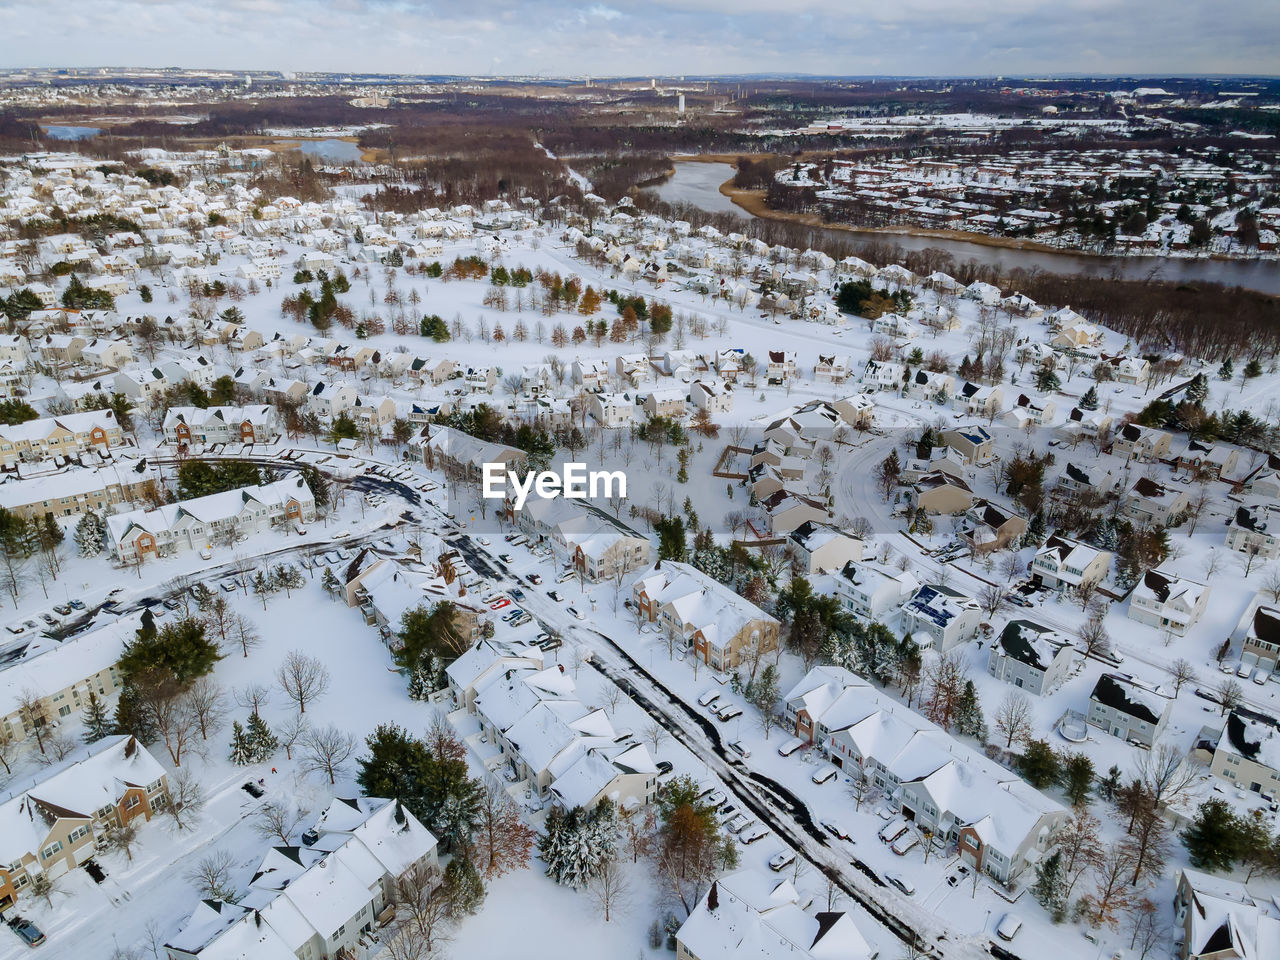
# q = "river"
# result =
<box><xmin>645</xmin><ymin>161</ymin><xmax>1280</xmax><ymax>296</ymax></box>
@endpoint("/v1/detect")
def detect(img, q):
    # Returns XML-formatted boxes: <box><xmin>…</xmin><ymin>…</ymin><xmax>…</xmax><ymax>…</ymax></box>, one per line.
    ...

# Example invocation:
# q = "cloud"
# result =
<box><xmin>1</xmin><ymin>0</ymin><xmax>1276</xmax><ymax>76</ymax></box>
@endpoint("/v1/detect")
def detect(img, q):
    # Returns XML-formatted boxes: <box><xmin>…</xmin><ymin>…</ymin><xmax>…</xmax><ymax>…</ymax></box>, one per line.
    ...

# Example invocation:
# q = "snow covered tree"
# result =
<box><xmin>81</xmin><ymin>691</ymin><xmax>113</xmax><ymax>743</ymax></box>
<box><xmin>1185</xmin><ymin>372</ymin><xmax>1208</xmax><ymax>406</ymax></box>
<box><xmin>246</xmin><ymin>712</ymin><xmax>279</xmax><ymax>762</ymax></box>
<box><xmin>1032</xmin><ymin>850</ymin><xmax>1066</xmax><ymax>921</ymax></box>
<box><xmin>443</xmin><ymin>855</ymin><xmax>485</xmax><ymax>916</ymax></box>
<box><xmin>473</xmin><ymin>780</ymin><xmax>536</xmax><ymax>879</ymax></box>
<box><xmin>541</xmin><ymin>800</ymin><xmax>618</xmax><ymax>889</ymax></box>
<box><xmin>74</xmin><ymin>511</ymin><xmax>104</xmax><ymax>557</ymax></box>
<box><xmin>320</xmin><ymin>567</ymin><xmax>341</xmax><ymax>600</ymax></box>
<box><xmin>228</xmin><ymin>720</ymin><xmax>254</xmax><ymax>765</ymax></box>
<box><xmin>1218</xmin><ymin>357</ymin><xmax>1234</xmax><ymax>381</ymax></box>
<box><xmin>1079</xmin><ymin>384</ymin><xmax>1098</xmax><ymax>411</ymax></box>
<box><xmin>954</xmin><ymin>680</ymin><xmax>987</xmax><ymax>742</ymax></box>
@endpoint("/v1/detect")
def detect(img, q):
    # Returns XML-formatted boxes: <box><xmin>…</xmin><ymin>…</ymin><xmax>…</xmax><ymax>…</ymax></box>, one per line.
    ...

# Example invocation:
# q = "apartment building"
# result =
<box><xmin>0</xmin><ymin>461</ymin><xmax>158</xmax><ymax>521</ymax></box>
<box><xmin>0</xmin><ymin>409</ymin><xmax>126</xmax><ymax>469</ymax></box>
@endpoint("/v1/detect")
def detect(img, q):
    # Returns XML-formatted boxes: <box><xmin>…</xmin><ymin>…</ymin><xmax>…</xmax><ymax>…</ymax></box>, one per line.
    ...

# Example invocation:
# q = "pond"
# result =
<box><xmin>43</xmin><ymin>125</ymin><xmax>101</xmax><ymax>140</ymax></box>
<box><xmin>649</xmin><ymin>161</ymin><xmax>1280</xmax><ymax>296</ymax></box>
<box><xmin>288</xmin><ymin>138</ymin><xmax>365</xmax><ymax>163</ymax></box>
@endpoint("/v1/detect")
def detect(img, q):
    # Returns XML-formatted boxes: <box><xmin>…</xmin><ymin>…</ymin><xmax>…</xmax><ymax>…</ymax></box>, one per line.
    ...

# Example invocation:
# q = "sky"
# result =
<box><xmin>1</xmin><ymin>0</ymin><xmax>1277</xmax><ymax>78</ymax></box>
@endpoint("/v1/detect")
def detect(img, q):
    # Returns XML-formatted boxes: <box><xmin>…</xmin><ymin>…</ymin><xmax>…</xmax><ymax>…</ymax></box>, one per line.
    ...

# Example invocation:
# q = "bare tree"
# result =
<box><xmin>234</xmin><ymin>682</ymin><xmax>271</xmax><ymax>716</ymax></box>
<box><xmin>105</xmin><ymin>820</ymin><xmax>140</xmax><ymax>863</ymax></box>
<box><xmin>1168</xmin><ymin>658</ymin><xmax>1197</xmax><ymax>696</ymax></box>
<box><xmin>166</xmin><ymin>766</ymin><xmax>206</xmax><ymax>831</ymax></box>
<box><xmin>977</xmin><ymin>583</ymin><xmax>1008</xmax><ymax>619</ymax></box>
<box><xmin>1135</xmin><ymin>745</ymin><xmax>1197</xmax><ymax>810</ymax></box>
<box><xmin>1216</xmin><ymin>677</ymin><xmax>1244</xmax><ymax>716</ymax></box>
<box><xmin>16</xmin><ymin>688</ymin><xmax>49</xmax><ymax>754</ymax></box>
<box><xmin>644</xmin><ymin>721</ymin><xmax>669</xmax><ymax>757</ymax></box>
<box><xmin>230</xmin><ymin>614</ymin><xmax>261</xmax><ymax>658</ymax></box>
<box><xmin>185</xmin><ymin>677</ymin><xmax>228</xmax><ymax>741</ymax></box>
<box><xmin>35</xmin><ymin>727</ymin><xmax>80</xmax><ymax>764</ymax></box>
<box><xmin>254</xmin><ymin>799</ymin><xmax>308</xmax><ymax>845</ymax></box>
<box><xmin>1077</xmin><ymin>612</ymin><xmax>1111</xmax><ymax>659</ymax></box>
<box><xmin>184</xmin><ymin>850</ymin><xmax>237</xmax><ymax>901</ymax></box>
<box><xmin>472</xmin><ymin>781</ymin><xmax>535</xmax><ymax>879</ymax></box>
<box><xmin>993</xmin><ymin>690</ymin><xmax>1033</xmax><ymax>748</ymax></box>
<box><xmin>278</xmin><ymin>713</ymin><xmax>309</xmax><ymax>760</ymax></box>
<box><xmin>302</xmin><ymin>724</ymin><xmax>355</xmax><ymax>784</ymax></box>
<box><xmin>276</xmin><ymin>650</ymin><xmax>331</xmax><ymax>714</ymax></box>
<box><xmin>385</xmin><ymin>863</ymin><xmax>452</xmax><ymax>960</ymax></box>
<box><xmin>589</xmin><ymin>854</ymin><xmax>630</xmax><ymax>923</ymax></box>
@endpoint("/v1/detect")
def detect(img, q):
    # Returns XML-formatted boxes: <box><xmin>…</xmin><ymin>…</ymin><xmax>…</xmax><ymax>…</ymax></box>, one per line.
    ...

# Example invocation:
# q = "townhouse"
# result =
<box><xmin>163</xmin><ymin>404</ymin><xmax>280</xmax><ymax>446</ymax></box>
<box><xmin>513</xmin><ymin>498</ymin><xmax>650</xmax><ymax>582</ymax></box>
<box><xmin>107</xmin><ymin>476</ymin><xmax>315</xmax><ymax>564</ymax></box>
<box><xmin>676</xmin><ymin>870</ymin><xmax>872</xmax><ymax>960</ymax></box>
<box><xmin>782</xmin><ymin>666</ymin><xmax>1067</xmax><ymax>884</ymax></box>
<box><xmin>1087</xmin><ymin>673</ymin><xmax>1172</xmax><ymax>747</ymax></box>
<box><xmin>833</xmin><ymin>559</ymin><xmax>919</xmax><ymax>620</ymax></box>
<box><xmin>1208</xmin><ymin>710</ymin><xmax>1280</xmax><ymax>798</ymax></box>
<box><xmin>987</xmin><ymin>619</ymin><xmax>1075</xmax><ymax>696</ymax></box>
<box><xmin>345</xmin><ymin>552</ymin><xmax>486</xmax><ymax>652</ymax></box>
<box><xmin>1226</xmin><ymin>504</ymin><xmax>1280</xmax><ymax>560</ymax></box>
<box><xmin>415</xmin><ymin>424</ymin><xmax>528</xmax><ymax>484</ymax></box>
<box><xmin>467</xmin><ymin>660</ymin><xmax>657</xmax><ymax>809</ymax></box>
<box><xmin>1127</xmin><ymin>568</ymin><xmax>1209</xmax><ymax>636</ymax></box>
<box><xmin>0</xmin><ymin>461</ymin><xmax>158</xmax><ymax>521</ymax></box>
<box><xmin>956</xmin><ymin>499</ymin><xmax>1027</xmax><ymax>556</ymax></box>
<box><xmin>1124</xmin><ymin>476</ymin><xmax>1190</xmax><ymax>525</ymax></box>
<box><xmin>0</xmin><ymin>409</ymin><xmax>126</xmax><ymax>469</ymax></box>
<box><xmin>631</xmin><ymin>561</ymin><xmax>780</xmax><ymax>672</ymax></box>
<box><xmin>166</xmin><ymin>796</ymin><xmax>439</xmax><ymax>960</ymax></box>
<box><xmin>0</xmin><ymin>737</ymin><xmax>170</xmax><ymax>910</ymax></box>
<box><xmin>1173</xmin><ymin>438</ymin><xmax>1239</xmax><ymax>480</ymax></box>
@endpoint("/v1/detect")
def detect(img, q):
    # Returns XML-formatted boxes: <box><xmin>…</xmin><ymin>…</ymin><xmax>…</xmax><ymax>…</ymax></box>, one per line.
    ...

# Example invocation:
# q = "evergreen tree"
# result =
<box><xmin>1182</xmin><ymin>799</ymin><xmax>1242</xmax><ymax>872</ymax></box>
<box><xmin>1079</xmin><ymin>384</ymin><xmax>1098</xmax><ymax>410</ymax></box>
<box><xmin>1218</xmin><ymin>358</ymin><xmax>1234</xmax><ymax>381</ymax></box>
<box><xmin>1022</xmin><ymin>510</ymin><xmax>1047</xmax><ymax>547</ymax></box>
<box><xmin>1059</xmin><ymin>751</ymin><xmax>1095</xmax><ymax>806</ymax></box>
<box><xmin>407</xmin><ymin>653</ymin><xmax>435</xmax><ymax>700</ymax></box>
<box><xmin>1185</xmin><ymin>373</ymin><xmax>1208</xmax><ymax>406</ymax></box>
<box><xmin>81</xmin><ymin>691</ymin><xmax>113</xmax><ymax>743</ymax></box>
<box><xmin>113</xmin><ymin>682</ymin><xmax>158</xmax><ymax>742</ymax></box>
<box><xmin>1097</xmin><ymin>764</ymin><xmax>1123</xmax><ymax>801</ymax></box>
<box><xmin>443</xmin><ymin>855</ymin><xmax>485</xmax><ymax>915</ymax></box>
<box><xmin>954</xmin><ymin>680</ymin><xmax>987</xmax><ymax>741</ymax></box>
<box><xmin>1018</xmin><ymin>739</ymin><xmax>1062</xmax><ymax>789</ymax></box>
<box><xmin>246</xmin><ymin>713</ymin><xmax>279</xmax><ymax>762</ymax></box>
<box><xmin>320</xmin><ymin>567</ymin><xmax>341</xmax><ymax>600</ymax></box>
<box><xmin>228</xmin><ymin>721</ymin><xmax>254</xmax><ymax>765</ymax></box>
<box><xmin>75</xmin><ymin>511</ymin><xmax>104</xmax><ymax>557</ymax></box>
<box><xmin>1034</xmin><ymin>367</ymin><xmax>1061</xmax><ymax>392</ymax></box>
<box><xmin>1031</xmin><ymin>850</ymin><xmax>1066</xmax><ymax>921</ymax></box>
<box><xmin>654</xmin><ymin>515</ymin><xmax>687</xmax><ymax>562</ymax></box>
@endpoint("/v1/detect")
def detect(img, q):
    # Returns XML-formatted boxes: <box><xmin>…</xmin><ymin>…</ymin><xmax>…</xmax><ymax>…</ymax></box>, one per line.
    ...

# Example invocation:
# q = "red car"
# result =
<box><xmin>489</xmin><ymin>598</ymin><xmax>511</xmax><ymax>610</ymax></box>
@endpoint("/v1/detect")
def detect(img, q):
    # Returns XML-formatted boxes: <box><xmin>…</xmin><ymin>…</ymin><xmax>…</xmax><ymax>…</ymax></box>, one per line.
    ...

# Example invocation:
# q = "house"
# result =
<box><xmin>987</xmin><ymin>620</ymin><xmax>1075</xmax><ymax>696</ymax></box>
<box><xmin>1005</xmin><ymin>393</ymin><xmax>1056</xmax><ymax>427</ymax></box>
<box><xmin>1087</xmin><ymin>673</ymin><xmax>1172</xmax><ymax>747</ymax></box>
<box><xmin>112</xmin><ymin>366</ymin><xmax>169</xmax><ymax>405</ymax></box>
<box><xmin>415</xmin><ymin>424</ymin><xmax>527</xmax><ymax>484</ymax></box>
<box><xmin>1173</xmin><ymin>438</ymin><xmax>1239</xmax><ymax>480</ymax></box>
<box><xmin>1172</xmin><ymin>868</ymin><xmax>1280</xmax><ymax>960</ymax></box>
<box><xmin>345</xmin><ymin>552</ymin><xmax>485</xmax><ymax>650</ymax></box>
<box><xmin>514</xmin><ymin>498</ymin><xmax>651</xmax><ymax>582</ymax></box>
<box><xmin>1031</xmin><ymin>533</ymin><xmax>1112</xmax><ymax>593</ymax></box>
<box><xmin>1124</xmin><ymin>476</ymin><xmax>1190</xmax><ymax>525</ymax></box>
<box><xmin>445</xmin><ymin>637</ymin><xmax>545</xmax><ymax>713</ymax></box>
<box><xmin>859</xmin><ymin>359</ymin><xmax>904</xmax><ymax>392</ymax></box>
<box><xmin>1104</xmin><ymin>355</ymin><xmax>1150</xmax><ymax>386</ymax></box>
<box><xmin>1112</xmin><ymin>423</ymin><xmax>1173</xmax><ymax>462</ymax></box>
<box><xmin>833</xmin><ymin>559</ymin><xmax>918</xmax><ymax>620</ymax></box>
<box><xmin>165</xmin><ymin>796</ymin><xmax>439</xmax><ymax>960</ymax></box>
<box><xmin>765</xmin><ymin>350</ymin><xmax>798</xmax><ymax>384</ymax></box>
<box><xmin>306</xmin><ymin>379</ymin><xmax>357</xmax><ymax>418</ymax></box>
<box><xmin>957</xmin><ymin>499</ymin><xmax>1027</xmax><ymax>556</ymax></box>
<box><xmin>941</xmin><ymin>426</ymin><xmax>994</xmax><ymax>465</ymax></box>
<box><xmin>690</xmin><ymin>379</ymin><xmax>733</xmax><ymax>414</ymax></box>
<box><xmin>163</xmin><ymin>405</ymin><xmax>280</xmax><ymax>446</ymax></box>
<box><xmin>813</xmin><ymin>354</ymin><xmax>851</xmax><ymax>383</ymax></box>
<box><xmin>0</xmin><ymin>409</ymin><xmax>125</xmax><ymax>468</ymax></box>
<box><xmin>632</xmin><ymin>561</ymin><xmax>780</xmax><ymax>672</ymax></box>
<box><xmin>107</xmin><ymin>476</ymin><xmax>315</xmax><ymax>564</ymax></box>
<box><xmin>1234</xmin><ymin>595</ymin><xmax>1280</xmax><ymax>673</ymax></box>
<box><xmin>956</xmin><ymin>381</ymin><xmax>1003</xmax><ymax>419</ymax></box>
<box><xmin>1226</xmin><ymin>504</ymin><xmax>1280</xmax><ymax>561</ymax></box>
<box><xmin>572</xmin><ymin>358</ymin><xmax>611</xmax><ymax>391</ymax></box>
<box><xmin>905</xmin><ymin>369</ymin><xmax>955</xmax><ymax>403</ymax></box>
<box><xmin>1128</xmin><ymin>568</ymin><xmax>1209</xmax><ymax>636</ymax></box>
<box><xmin>901</xmin><ymin>583</ymin><xmax>980</xmax><ymax>650</ymax></box>
<box><xmin>676</xmin><ymin>870</ymin><xmax>872</xmax><ymax>960</ymax></box>
<box><xmin>758</xmin><ymin>490</ymin><xmax>829</xmax><ymax>537</ymax></box>
<box><xmin>911</xmin><ymin>472</ymin><xmax>974</xmax><ymax>515</ymax></box>
<box><xmin>782</xmin><ymin>665</ymin><xmax>1067</xmax><ymax>883</ymax></box>
<box><xmin>787</xmin><ymin>521</ymin><xmax>864</xmax><ymax>574</ymax></box>
<box><xmin>0</xmin><ymin>736</ymin><xmax>169</xmax><ymax>909</ymax></box>
<box><xmin>1208</xmin><ymin>711</ymin><xmax>1280</xmax><ymax>798</ymax></box>
<box><xmin>589</xmin><ymin>392</ymin><xmax>636</xmax><ymax>429</ymax></box>
<box><xmin>641</xmin><ymin>388</ymin><xmax>686</xmax><ymax>419</ymax></box>
<box><xmin>80</xmin><ymin>337</ymin><xmax>134</xmax><ymax>370</ymax></box>
<box><xmin>1056</xmin><ymin>462</ymin><xmax>1121</xmax><ymax>497</ymax></box>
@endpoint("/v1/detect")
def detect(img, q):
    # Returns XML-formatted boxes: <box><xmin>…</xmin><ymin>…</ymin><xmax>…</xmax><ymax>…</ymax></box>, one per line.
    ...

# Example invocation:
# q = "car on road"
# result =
<box><xmin>7</xmin><ymin>916</ymin><xmax>46</xmax><ymax>947</ymax></box>
<box><xmin>567</xmin><ymin>606</ymin><xmax>586</xmax><ymax>620</ymax></box>
<box><xmin>547</xmin><ymin>590</ymin><xmax>563</xmax><ymax>602</ymax></box>
<box><xmin>740</xmin><ymin>825</ymin><xmax>769</xmax><ymax>844</ymax></box>
<box><xmin>996</xmin><ymin>914</ymin><xmax>1022</xmax><ymax>942</ymax></box>
<box><xmin>885</xmin><ymin>873</ymin><xmax>915</xmax><ymax>896</ymax></box>
<box><xmin>729</xmin><ymin>740</ymin><xmax>751</xmax><ymax>760</ymax></box>
<box><xmin>477</xmin><ymin>537</ymin><xmax>491</xmax><ymax>546</ymax></box>
<box><xmin>526</xmin><ymin>573</ymin><xmax>543</xmax><ymax>585</ymax></box>
<box><xmin>656</xmin><ymin>760</ymin><xmax>673</xmax><ymax>776</ymax></box>
<box><xmin>769</xmin><ymin>850</ymin><xmax>796</xmax><ymax>872</ymax></box>
<box><xmin>821</xmin><ymin>819</ymin><xmax>851</xmax><ymax>841</ymax></box>
<box><xmin>716</xmin><ymin>705</ymin><xmax>743</xmax><ymax>722</ymax></box>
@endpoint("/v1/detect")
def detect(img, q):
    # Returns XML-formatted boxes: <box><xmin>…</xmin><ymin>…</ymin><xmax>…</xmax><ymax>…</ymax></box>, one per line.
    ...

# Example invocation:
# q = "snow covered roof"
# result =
<box><xmin>1090</xmin><ymin>673</ymin><xmax>1170</xmax><ymax>725</ymax></box>
<box><xmin>995</xmin><ymin>619</ymin><xmax>1072</xmax><ymax>671</ymax></box>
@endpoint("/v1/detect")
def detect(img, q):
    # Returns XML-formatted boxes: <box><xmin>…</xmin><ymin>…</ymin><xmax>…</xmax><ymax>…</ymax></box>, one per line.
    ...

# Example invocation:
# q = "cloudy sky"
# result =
<box><xmin>2</xmin><ymin>0</ymin><xmax>1276</xmax><ymax>77</ymax></box>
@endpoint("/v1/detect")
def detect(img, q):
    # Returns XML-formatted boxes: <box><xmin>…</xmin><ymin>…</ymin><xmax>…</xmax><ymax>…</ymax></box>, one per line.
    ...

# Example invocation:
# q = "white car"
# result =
<box><xmin>885</xmin><ymin>873</ymin><xmax>915</xmax><ymax>896</ymax></box>
<box><xmin>768</xmin><ymin>850</ymin><xmax>796</xmax><ymax>872</ymax></box>
<box><xmin>996</xmin><ymin>913</ymin><xmax>1022</xmax><ymax>941</ymax></box>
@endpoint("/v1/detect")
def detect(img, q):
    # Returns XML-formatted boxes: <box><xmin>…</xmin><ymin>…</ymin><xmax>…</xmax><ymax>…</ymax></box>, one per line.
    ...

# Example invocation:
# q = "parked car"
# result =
<box><xmin>820</xmin><ymin>819</ymin><xmax>851</xmax><ymax>841</ymax></box>
<box><xmin>477</xmin><ymin>537</ymin><xmax>491</xmax><ymax>546</ymax></box>
<box><xmin>777</xmin><ymin>737</ymin><xmax>805</xmax><ymax>757</ymax></box>
<box><xmin>526</xmin><ymin>574</ymin><xmax>542</xmax><ymax>585</ymax></box>
<box><xmin>68</xmin><ymin>599</ymin><xmax>86</xmax><ymax>610</ymax></box>
<box><xmin>878</xmin><ymin>818</ymin><xmax>909</xmax><ymax>845</ymax></box>
<box><xmin>706</xmin><ymin>791</ymin><xmax>727</xmax><ymax>808</ymax></box>
<box><xmin>885</xmin><ymin>873</ymin><xmax>915</xmax><ymax>896</ymax></box>
<box><xmin>729</xmin><ymin>740</ymin><xmax>751</xmax><ymax>760</ymax></box>
<box><xmin>547</xmin><ymin>590</ymin><xmax>563</xmax><ymax>602</ymax></box>
<box><xmin>567</xmin><ymin>606</ymin><xmax>586</xmax><ymax>621</ymax></box>
<box><xmin>510</xmin><ymin>588</ymin><xmax>525</xmax><ymax>601</ymax></box>
<box><xmin>53</xmin><ymin>604</ymin><xmax>72</xmax><ymax>616</ymax></box>
<box><xmin>557</xmin><ymin>570</ymin><xmax>577</xmax><ymax>584</ymax></box>
<box><xmin>890</xmin><ymin>831</ymin><xmax>920</xmax><ymax>856</ymax></box>
<box><xmin>769</xmin><ymin>850</ymin><xmax>796</xmax><ymax>872</ymax></box>
<box><xmin>499</xmin><ymin>554</ymin><xmax>514</xmax><ymax>564</ymax></box>
<box><xmin>727</xmin><ymin>814</ymin><xmax>753</xmax><ymax>833</ymax></box>
<box><xmin>740</xmin><ymin>825</ymin><xmax>769</xmax><ymax>844</ymax></box>
<box><xmin>996</xmin><ymin>913</ymin><xmax>1022</xmax><ymax>942</ymax></box>
<box><xmin>7</xmin><ymin>916</ymin><xmax>46</xmax><ymax>947</ymax></box>
<box><xmin>697</xmin><ymin>689</ymin><xmax>721</xmax><ymax>708</ymax></box>
<box><xmin>242</xmin><ymin>780</ymin><xmax>265</xmax><ymax>798</ymax></box>
<box><xmin>717</xmin><ymin>705</ymin><xmax>743</xmax><ymax>722</ymax></box>
<box><xmin>656</xmin><ymin>760</ymin><xmax>674</xmax><ymax>776</ymax></box>
<box><xmin>811</xmin><ymin>764</ymin><xmax>838</xmax><ymax>785</ymax></box>
<box><xmin>489</xmin><ymin>599</ymin><xmax>511</xmax><ymax>610</ymax></box>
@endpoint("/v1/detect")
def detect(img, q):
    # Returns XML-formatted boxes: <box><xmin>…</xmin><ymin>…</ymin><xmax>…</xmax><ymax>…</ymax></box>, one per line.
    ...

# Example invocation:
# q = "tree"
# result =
<box><xmin>954</xmin><ymin>680</ymin><xmax>986</xmax><ymax>741</ymax></box>
<box><xmin>443</xmin><ymin>855</ymin><xmax>485</xmax><ymax>917</ymax></box>
<box><xmin>994</xmin><ymin>690</ymin><xmax>1032</xmax><ymax>748</ymax></box>
<box><xmin>1059</xmin><ymin>751</ymin><xmax>1095</xmax><ymax>806</ymax></box>
<box><xmin>81</xmin><ymin>691</ymin><xmax>113</xmax><ymax>743</ymax></box>
<box><xmin>255</xmin><ymin>799</ymin><xmax>307</xmax><ymax>845</ymax></box>
<box><xmin>747</xmin><ymin>664</ymin><xmax>781</xmax><ymax>739</ymax></box>
<box><xmin>1057</xmin><ymin>806</ymin><xmax>1104</xmax><ymax>899</ymax></box>
<box><xmin>473</xmin><ymin>780</ymin><xmax>535</xmax><ymax>879</ymax></box>
<box><xmin>1077</xmin><ymin>611</ymin><xmax>1111</xmax><ymax>659</ymax></box>
<box><xmin>923</xmin><ymin>650</ymin><xmax>966</xmax><ymax>731</ymax></box>
<box><xmin>1136</xmin><ymin>744</ymin><xmax>1197</xmax><ymax>810</ymax></box>
<box><xmin>185</xmin><ymin>850</ymin><xmax>237</xmax><ymax>902</ymax></box>
<box><xmin>276</xmin><ymin>650</ymin><xmax>330</xmax><ymax>713</ymax></box>
<box><xmin>74</xmin><ymin>511</ymin><xmax>105</xmax><ymax>557</ymax></box>
<box><xmin>16</xmin><ymin>688</ymin><xmax>50</xmax><ymax>754</ymax></box>
<box><xmin>278</xmin><ymin>713</ymin><xmax>308</xmax><ymax>761</ymax></box>
<box><xmin>246</xmin><ymin>712</ymin><xmax>279</xmax><ymax>762</ymax></box>
<box><xmin>1123</xmin><ymin>806</ymin><xmax>1168</xmax><ymax>886</ymax></box>
<box><xmin>540</xmin><ymin>799</ymin><xmax>619</xmax><ymax>889</ymax></box>
<box><xmin>228</xmin><ymin>720</ymin><xmax>254</xmax><ymax>765</ymax></box>
<box><xmin>1169</xmin><ymin>658</ymin><xmax>1197</xmax><ymax>695</ymax></box>
<box><xmin>166</xmin><ymin>766</ymin><xmax>205</xmax><ymax>831</ymax></box>
<box><xmin>1031</xmin><ymin>850</ymin><xmax>1066</xmax><ymax>921</ymax></box>
<box><xmin>1237</xmin><ymin>812</ymin><xmax>1280</xmax><ymax>881</ymax></box>
<box><xmin>1018</xmin><ymin>739</ymin><xmax>1062</xmax><ymax>789</ymax></box>
<box><xmin>301</xmin><ymin>724</ymin><xmax>355</xmax><ymax>784</ymax></box>
<box><xmin>652</xmin><ymin>776</ymin><xmax>723</xmax><ymax>917</ymax></box>
<box><xmin>119</xmin><ymin>615</ymin><xmax>221</xmax><ymax>687</ymax></box>
<box><xmin>185</xmin><ymin>676</ymin><xmax>228</xmax><ymax>741</ymax></box>
<box><xmin>1080</xmin><ymin>845</ymin><xmax>1137</xmax><ymax>929</ymax></box>
<box><xmin>1216</xmin><ymin>677</ymin><xmax>1244</xmax><ymax>715</ymax></box>
<box><xmin>386</xmin><ymin>863</ymin><xmax>453</xmax><ymax>960</ymax></box>
<box><xmin>1182</xmin><ymin>799</ymin><xmax>1242</xmax><ymax>871</ymax></box>
<box><xmin>590</xmin><ymin>854</ymin><xmax>630</xmax><ymax>923</ymax></box>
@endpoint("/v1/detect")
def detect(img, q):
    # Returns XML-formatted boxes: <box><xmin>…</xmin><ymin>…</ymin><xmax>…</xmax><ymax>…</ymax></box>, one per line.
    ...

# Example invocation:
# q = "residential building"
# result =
<box><xmin>0</xmin><ymin>409</ymin><xmax>125</xmax><ymax>468</ymax></box>
<box><xmin>0</xmin><ymin>737</ymin><xmax>169</xmax><ymax>909</ymax></box>
<box><xmin>833</xmin><ymin>559</ymin><xmax>919</xmax><ymax>620</ymax></box>
<box><xmin>911</xmin><ymin>472</ymin><xmax>974</xmax><ymax>514</ymax></box>
<box><xmin>1208</xmin><ymin>710</ymin><xmax>1280</xmax><ymax>797</ymax></box>
<box><xmin>107</xmin><ymin>476</ymin><xmax>315</xmax><ymax>564</ymax></box>
<box><xmin>1030</xmin><ymin>533</ymin><xmax>1112</xmax><ymax>593</ymax></box>
<box><xmin>1087</xmin><ymin>673</ymin><xmax>1172</xmax><ymax>747</ymax></box>
<box><xmin>782</xmin><ymin>666</ymin><xmax>1067</xmax><ymax>883</ymax></box>
<box><xmin>632</xmin><ymin>561</ymin><xmax>780</xmax><ymax>672</ymax></box>
<box><xmin>1124</xmin><ymin>476</ymin><xmax>1190</xmax><ymax>525</ymax></box>
<box><xmin>1112</xmin><ymin>423</ymin><xmax>1173</xmax><ymax>462</ymax></box>
<box><xmin>1235</xmin><ymin>594</ymin><xmax>1280</xmax><ymax>673</ymax></box>
<box><xmin>589</xmin><ymin>392</ymin><xmax>636</xmax><ymax>429</ymax></box>
<box><xmin>513</xmin><ymin>498</ymin><xmax>650</xmax><ymax>582</ymax></box>
<box><xmin>987</xmin><ymin>619</ymin><xmax>1075</xmax><ymax>696</ymax></box>
<box><xmin>690</xmin><ymin>379</ymin><xmax>733</xmax><ymax>414</ymax></box>
<box><xmin>414</xmin><ymin>424</ymin><xmax>527</xmax><ymax>483</ymax></box>
<box><xmin>1128</xmin><ymin>568</ymin><xmax>1209</xmax><ymax>636</ymax></box>
<box><xmin>901</xmin><ymin>583</ymin><xmax>980</xmax><ymax>650</ymax></box>
<box><xmin>1172</xmin><ymin>868</ymin><xmax>1280</xmax><ymax>960</ymax></box>
<box><xmin>1226</xmin><ymin>504</ymin><xmax>1280</xmax><ymax>561</ymax></box>
<box><xmin>787</xmin><ymin>520</ymin><xmax>864</xmax><ymax>574</ymax></box>
<box><xmin>344</xmin><ymin>551</ymin><xmax>486</xmax><ymax>651</ymax></box>
<box><xmin>0</xmin><ymin>461</ymin><xmax>158</xmax><ymax>520</ymax></box>
<box><xmin>163</xmin><ymin>405</ymin><xmax>280</xmax><ymax>446</ymax></box>
<box><xmin>941</xmin><ymin>426</ymin><xmax>994</xmax><ymax>464</ymax></box>
<box><xmin>957</xmin><ymin>499</ymin><xmax>1027</xmax><ymax>556</ymax></box>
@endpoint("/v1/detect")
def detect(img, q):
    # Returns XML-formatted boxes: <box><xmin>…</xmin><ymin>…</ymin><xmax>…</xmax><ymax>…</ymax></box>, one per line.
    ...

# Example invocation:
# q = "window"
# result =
<box><xmin>124</xmin><ymin>794</ymin><xmax>141</xmax><ymax>811</ymax></box>
<box><xmin>41</xmin><ymin>841</ymin><xmax>63</xmax><ymax>860</ymax></box>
